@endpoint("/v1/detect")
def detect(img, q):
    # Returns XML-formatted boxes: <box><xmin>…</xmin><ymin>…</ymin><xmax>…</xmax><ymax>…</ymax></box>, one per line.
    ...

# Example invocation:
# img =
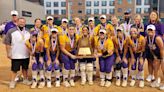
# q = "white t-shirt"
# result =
<box><xmin>4</xmin><ymin>27</ymin><xmax>30</xmax><ymax>59</ymax></box>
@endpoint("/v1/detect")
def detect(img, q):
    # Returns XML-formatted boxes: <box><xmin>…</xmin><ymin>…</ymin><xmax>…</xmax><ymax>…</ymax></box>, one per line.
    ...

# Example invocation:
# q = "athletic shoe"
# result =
<box><xmin>70</xmin><ymin>79</ymin><xmax>75</xmax><ymax>87</ymax></box>
<box><xmin>159</xmin><ymin>85</ymin><xmax>164</xmax><ymax>90</ymax></box>
<box><xmin>63</xmin><ymin>81</ymin><xmax>70</xmax><ymax>87</ymax></box>
<box><xmin>151</xmin><ymin>80</ymin><xmax>160</xmax><ymax>88</ymax></box>
<box><xmin>55</xmin><ymin>81</ymin><xmax>60</xmax><ymax>87</ymax></box>
<box><xmin>38</xmin><ymin>82</ymin><xmax>45</xmax><ymax>88</ymax></box>
<box><xmin>31</xmin><ymin>82</ymin><xmax>37</xmax><ymax>89</ymax></box>
<box><xmin>105</xmin><ymin>81</ymin><xmax>111</xmax><ymax>87</ymax></box>
<box><xmin>9</xmin><ymin>81</ymin><xmax>16</xmax><ymax>89</ymax></box>
<box><xmin>22</xmin><ymin>79</ymin><xmax>32</xmax><ymax>85</ymax></box>
<box><xmin>100</xmin><ymin>79</ymin><xmax>105</xmax><ymax>87</ymax></box>
<box><xmin>139</xmin><ymin>81</ymin><xmax>144</xmax><ymax>88</ymax></box>
<box><xmin>130</xmin><ymin>80</ymin><xmax>136</xmax><ymax>87</ymax></box>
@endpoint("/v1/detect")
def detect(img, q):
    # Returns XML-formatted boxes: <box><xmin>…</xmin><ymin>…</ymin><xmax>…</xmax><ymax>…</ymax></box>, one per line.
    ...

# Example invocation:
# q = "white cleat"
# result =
<box><xmin>38</xmin><ymin>82</ymin><xmax>45</xmax><ymax>88</ymax></box>
<box><xmin>105</xmin><ymin>81</ymin><xmax>112</xmax><ymax>87</ymax></box>
<box><xmin>159</xmin><ymin>85</ymin><xmax>164</xmax><ymax>90</ymax></box>
<box><xmin>9</xmin><ymin>81</ymin><xmax>16</xmax><ymax>89</ymax></box>
<box><xmin>122</xmin><ymin>80</ymin><xmax>127</xmax><ymax>87</ymax></box>
<box><xmin>139</xmin><ymin>81</ymin><xmax>144</xmax><ymax>88</ymax></box>
<box><xmin>22</xmin><ymin>79</ymin><xmax>32</xmax><ymax>85</ymax></box>
<box><xmin>70</xmin><ymin>80</ymin><xmax>75</xmax><ymax>87</ymax></box>
<box><xmin>47</xmin><ymin>81</ymin><xmax>52</xmax><ymax>88</ymax></box>
<box><xmin>151</xmin><ymin>80</ymin><xmax>160</xmax><ymax>88</ymax></box>
<box><xmin>31</xmin><ymin>82</ymin><xmax>37</xmax><ymax>89</ymax></box>
<box><xmin>88</xmin><ymin>81</ymin><xmax>94</xmax><ymax>85</ymax></box>
<box><xmin>116</xmin><ymin>79</ymin><xmax>121</xmax><ymax>86</ymax></box>
<box><xmin>63</xmin><ymin>81</ymin><xmax>70</xmax><ymax>87</ymax></box>
<box><xmin>100</xmin><ymin>80</ymin><xmax>105</xmax><ymax>87</ymax></box>
<box><xmin>55</xmin><ymin>81</ymin><xmax>60</xmax><ymax>87</ymax></box>
<box><xmin>130</xmin><ymin>80</ymin><xmax>136</xmax><ymax>87</ymax></box>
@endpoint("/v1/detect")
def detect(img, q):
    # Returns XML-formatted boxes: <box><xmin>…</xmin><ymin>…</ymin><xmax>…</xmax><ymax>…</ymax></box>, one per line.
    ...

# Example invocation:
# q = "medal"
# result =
<box><xmin>118</xmin><ymin>37</ymin><xmax>124</xmax><ymax>53</ymax></box>
<box><xmin>68</xmin><ymin>35</ymin><xmax>74</xmax><ymax>48</ymax></box>
<box><xmin>148</xmin><ymin>35</ymin><xmax>155</xmax><ymax>50</ymax></box>
<box><xmin>51</xmin><ymin>37</ymin><xmax>57</xmax><ymax>51</ymax></box>
<box><xmin>30</xmin><ymin>41</ymin><xmax>36</xmax><ymax>54</ymax></box>
<box><xmin>17</xmin><ymin>27</ymin><xmax>26</xmax><ymax>41</ymax></box>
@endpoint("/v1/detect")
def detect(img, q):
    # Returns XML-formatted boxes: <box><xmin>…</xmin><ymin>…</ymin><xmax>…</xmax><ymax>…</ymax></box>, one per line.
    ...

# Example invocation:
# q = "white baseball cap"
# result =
<box><xmin>147</xmin><ymin>24</ymin><xmax>156</xmax><ymax>31</ymax></box>
<box><xmin>116</xmin><ymin>27</ymin><xmax>123</xmax><ymax>32</ymax></box>
<box><xmin>100</xmin><ymin>15</ymin><xmax>106</xmax><ymax>19</ymax></box>
<box><xmin>88</xmin><ymin>17</ymin><xmax>94</xmax><ymax>22</ymax></box>
<box><xmin>11</xmin><ymin>10</ymin><xmax>18</xmax><ymax>16</ymax></box>
<box><xmin>47</xmin><ymin>16</ymin><xmax>54</xmax><ymax>20</ymax></box>
<box><xmin>62</xmin><ymin>18</ymin><xmax>69</xmax><ymax>23</ymax></box>
<box><xmin>51</xmin><ymin>28</ymin><xmax>58</xmax><ymax>33</ymax></box>
<box><xmin>99</xmin><ymin>29</ymin><xmax>106</xmax><ymax>34</ymax></box>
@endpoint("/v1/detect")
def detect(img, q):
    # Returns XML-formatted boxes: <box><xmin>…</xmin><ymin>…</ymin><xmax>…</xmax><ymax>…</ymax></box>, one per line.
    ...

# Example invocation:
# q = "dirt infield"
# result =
<box><xmin>0</xmin><ymin>39</ymin><xmax>163</xmax><ymax>92</ymax></box>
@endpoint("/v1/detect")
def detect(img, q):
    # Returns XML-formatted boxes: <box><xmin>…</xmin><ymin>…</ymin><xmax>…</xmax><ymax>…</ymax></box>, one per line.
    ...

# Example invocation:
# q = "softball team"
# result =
<box><xmin>4</xmin><ymin>10</ymin><xmax>164</xmax><ymax>91</ymax></box>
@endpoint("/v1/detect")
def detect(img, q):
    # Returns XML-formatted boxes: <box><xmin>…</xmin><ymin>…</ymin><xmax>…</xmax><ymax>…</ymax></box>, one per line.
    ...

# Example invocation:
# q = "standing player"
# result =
<box><xmin>57</xmin><ymin>18</ymin><xmax>68</xmax><ymax>35</ymax></box>
<box><xmin>112</xmin><ymin>27</ymin><xmax>129</xmax><ymax>87</ymax></box>
<box><xmin>25</xmin><ymin>31</ymin><xmax>45</xmax><ymax>89</ymax></box>
<box><xmin>41</xmin><ymin>16</ymin><xmax>57</xmax><ymax>62</ymax></box>
<box><xmin>77</xmin><ymin>25</ymin><xmax>95</xmax><ymax>85</ymax></box>
<box><xmin>94</xmin><ymin>15</ymin><xmax>114</xmax><ymax>37</ymax></box>
<box><xmin>46</xmin><ymin>28</ymin><xmax>61</xmax><ymax>88</ymax></box>
<box><xmin>128</xmin><ymin>26</ymin><xmax>146</xmax><ymax>88</ymax></box>
<box><xmin>59</xmin><ymin>24</ymin><xmax>79</xmax><ymax>87</ymax></box>
<box><xmin>94</xmin><ymin>29</ymin><xmax>115</xmax><ymax>87</ymax></box>
<box><xmin>145</xmin><ymin>24</ymin><xmax>164</xmax><ymax>88</ymax></box>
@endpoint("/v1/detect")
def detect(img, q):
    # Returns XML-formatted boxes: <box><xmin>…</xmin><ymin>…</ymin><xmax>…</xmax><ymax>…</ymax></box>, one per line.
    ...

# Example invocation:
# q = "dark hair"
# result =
<box><xmin>34</xmin><ymin>18</ymin><xmax>41</xmax><ymax>23</ymax></box>
<box><xmin>149</xmin><ymin>10</ymin><xmax>159</xmax><ymax>23</ymax></box>
<box><xmin>82</xmin><ymin>25</ymin><xmax>89</xmax><ymax>31</ymax></box>
<box><xmin>17</xmin><ymin>17</ymin><xmax>25</xmax><ymax>21</ymax></box>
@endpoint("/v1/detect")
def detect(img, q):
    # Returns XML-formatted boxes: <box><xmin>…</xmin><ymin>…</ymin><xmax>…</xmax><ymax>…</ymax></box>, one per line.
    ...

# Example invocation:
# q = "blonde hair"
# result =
<box><xmin>134</xmin><ymin>14</ymin><xmax>143</xmax><ymax>23</ymax></box>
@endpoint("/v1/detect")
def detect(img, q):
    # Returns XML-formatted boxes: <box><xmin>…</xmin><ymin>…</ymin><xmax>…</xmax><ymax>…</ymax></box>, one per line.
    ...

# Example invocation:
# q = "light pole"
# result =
<box><xmin>14</xmin><ymin>0</ymin><xmax>17</xmax><ymax>10</ymax></box>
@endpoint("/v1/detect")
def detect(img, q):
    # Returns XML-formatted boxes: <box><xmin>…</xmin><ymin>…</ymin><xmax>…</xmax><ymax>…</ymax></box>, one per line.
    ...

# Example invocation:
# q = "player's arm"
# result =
<box><xmin>156</xmin><ymin>36</ymin><xmax>164</xmax><ymax>61</ymax></box>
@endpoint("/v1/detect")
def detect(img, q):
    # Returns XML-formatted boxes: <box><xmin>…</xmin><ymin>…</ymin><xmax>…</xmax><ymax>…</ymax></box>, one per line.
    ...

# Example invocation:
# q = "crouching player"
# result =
<box><xmin>59</xmin><ymin>24</ymin><xmax>79</xmax><ymax>87</ymax></box>
<box><xmin>113</xmin><ymin>27</ymin><xmax>129</xmax><ymax>87</ymax></box>
<box><xmin>129</xmin><ymin>26</ymin><xmax>146</xmax><ymax>88</ymax></box>
<box><xmin>145</xmin><ymin>25</ymin><xmax>164</xmax><ymax>89</ymax></box>
<box><xmin>25</xmin><ymin>31</ymin><xmax>45</xmax><ymax>89</ymax></box>
<box><xmin>46</xmin><ymin>28</ymin><xmax>61</xmax><ymax>88</ymax></box>
<box><xmin>77</xmin><ymin>25</ymin><xmax>95</xmax><ymax>85</ymax></box>
<box><xmin>94</xmin><ymin>29</ymin><xmax>115</xmax><ymax>87</ymax></box>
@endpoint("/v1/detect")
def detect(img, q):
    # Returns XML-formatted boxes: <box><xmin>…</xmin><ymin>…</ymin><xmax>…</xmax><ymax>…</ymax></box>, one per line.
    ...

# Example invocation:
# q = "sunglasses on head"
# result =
<box><xmin>63</xmin><ymin>21</ymin><xmax>68</xmax><ymax>23</ymax></box>
<box><xmin>52</xmin><ymin>31</ymin><xmax>57</xmax><ymax>34</ymax></box>
<box><xmin>148</xmin><ymin>29</ymin><xmax>153</xmax><ymax>31</ymax></box>
<box><xmin>100</xmin><ymin>18</ymin><xmax>105</xmax><ymax>19</ymax></box>
<box><xmin>89</xmin><ymin>20</ymin><xmax>93</xmax><ymax>22</ymax></box>
<box><xmin>100</xmin><ymin>32</ymin><xmax>105</xmax><ymax>34</ymax></box>
<box><xmin>117</xmin><ymin>29</ymin><xmax>122</xmax><ymax>32</ymax></box>
<box><xmin>12</xmin><ymin>14</ymin><xmax>17</xmax><ymax>16</ymax></box>
<box><xmin>48</xmin><ymin>19</ymin><xmax>53</xmax><ymax>20</ymax></box>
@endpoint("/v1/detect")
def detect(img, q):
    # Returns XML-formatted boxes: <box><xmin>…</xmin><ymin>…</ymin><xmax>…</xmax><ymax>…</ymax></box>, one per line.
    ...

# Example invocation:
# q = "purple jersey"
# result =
<box><xmin>3</xmin><ymin>21</ymin><xmax>16</xmax><ymax>34</ymax></box>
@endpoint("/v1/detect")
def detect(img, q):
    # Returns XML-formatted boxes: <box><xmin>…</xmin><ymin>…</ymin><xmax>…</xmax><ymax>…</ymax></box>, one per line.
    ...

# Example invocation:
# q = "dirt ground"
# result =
<box><xmin>0</xmin><ymin>38</ymin><xmax>163</xmax><ymax>92</ymax></box>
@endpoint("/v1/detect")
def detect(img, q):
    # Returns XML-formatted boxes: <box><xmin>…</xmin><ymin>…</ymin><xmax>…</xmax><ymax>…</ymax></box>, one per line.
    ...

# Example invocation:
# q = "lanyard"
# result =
<box><xmin>132</xmin><ymin>38</ymin><xmax>138</xmax><ymax>49</ymax></box>
<box><xmin>48</xmin><ymin>25</ymin><xmax>53</xmax><ymax>35</ymax></box>
<box><xmin>100</xmin><ymin>23</ymin><xmax>106</xmax><ymax>29</ymax></box>
<box><xmin>148</xmin><ymin>35</ymin><xmax>155</xmax><ymax>46</ymax></box>
<box><xmin>17</xmin><ymin>27</ymin><xmax>26</xmax><ymax>41</ymax></box>
<box><xmin>99</xmin><ymin>39</ymin><xmax>106</xmax><ymax>50</ymax></box>
<box><xmin>89</xmin><ymin>27</ymin><xmax>94</xmax><ymax>36</ymax></box>
<box><xmin>30</xmin><ymin>41</ymin><xmax>36</xmax><ymax>54</ymax></box>
<box><xmin>62</xmin><ymin>27</ymin><xmax>67</xmax><ymax>35</ymax></box>
<box><xmin>51</xmin><ymin>37</ymin><xmax>57</xmax><ymax>51</ymax></box>
<box><xmin>118</xmin><ymin>37</ymin><xmax>124</xmax><ymax>51</ymax></box>
<box><xmin>68</xmin><ymin>35</ymin><xmax>74</xmax><ymax>48</ymax></box>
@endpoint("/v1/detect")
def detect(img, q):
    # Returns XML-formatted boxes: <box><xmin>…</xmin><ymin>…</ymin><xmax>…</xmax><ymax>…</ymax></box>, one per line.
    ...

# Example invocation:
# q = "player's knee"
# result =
<box><xmin>115</xmin><ymin>63</ymin><xmax>122</xmax><ymax>70</ymax></box>
<box><xmin>80</xmin><ymin>63</ymin><xmax>86</xmax><ymax>72</ymax></box>
<box><xmin>32</xmin><ymin>62</ymin><xmax>38</xmax><ymax>71</ymax></box>
<box><xmin>86</xmin><ymin>63</ymin><xmax>93</xmax><ymax>72</ymax></box>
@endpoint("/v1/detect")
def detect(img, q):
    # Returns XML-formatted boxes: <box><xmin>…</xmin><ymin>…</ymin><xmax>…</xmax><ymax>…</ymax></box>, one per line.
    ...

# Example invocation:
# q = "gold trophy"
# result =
<box><xmin>77</xmin><ymin>37</ymin><xmax>94</xmax><ymax>58</ymax></box>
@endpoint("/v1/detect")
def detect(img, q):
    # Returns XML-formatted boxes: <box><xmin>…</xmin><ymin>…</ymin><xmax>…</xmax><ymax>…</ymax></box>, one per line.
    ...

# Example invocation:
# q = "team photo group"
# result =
<box><xmin>2</xmin><ymin>9</ymin><xmax>164</xmax><ymax>91</ymax></box>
